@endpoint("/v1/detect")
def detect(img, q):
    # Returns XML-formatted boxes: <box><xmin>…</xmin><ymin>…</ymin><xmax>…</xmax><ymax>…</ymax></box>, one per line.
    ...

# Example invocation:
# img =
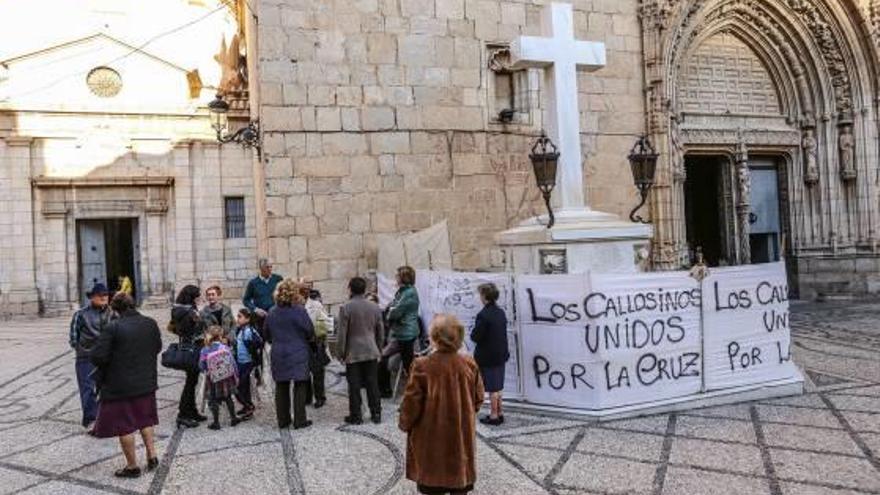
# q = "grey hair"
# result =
<box><xmin>258</xmin><ymin>258</ymin><xmax>272</xmax><ymax>268</ymax></box>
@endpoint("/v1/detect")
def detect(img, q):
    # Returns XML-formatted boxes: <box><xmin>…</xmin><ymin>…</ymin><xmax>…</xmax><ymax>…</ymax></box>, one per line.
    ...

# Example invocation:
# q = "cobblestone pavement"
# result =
<box><xmin>0</xmin><ymin>301</ymin><xmax>878</xmax><ymax>495</ymax></box>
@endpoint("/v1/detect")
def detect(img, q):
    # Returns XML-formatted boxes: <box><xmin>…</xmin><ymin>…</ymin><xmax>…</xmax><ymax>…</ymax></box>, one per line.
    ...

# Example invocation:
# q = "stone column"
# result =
<box><xmin>735</xmin><ymin>139</ymin><xmax>751</xmax><ymax>265</ymax></box>
<box><xmin>171</xmin><ymin>140</ymin><xmax>197</xmax><ymax>288</ymax></box>
<box><xmin>0</xmin><ymin>137</ymin><xmax>40</xmax><ymax>315</ymax></box>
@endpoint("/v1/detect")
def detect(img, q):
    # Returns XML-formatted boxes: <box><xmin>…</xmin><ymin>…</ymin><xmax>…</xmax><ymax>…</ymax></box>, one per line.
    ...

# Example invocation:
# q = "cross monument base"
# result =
<box><xmin>497</xmin><ymin>208</ymin><xmax>652</xmax><ymax>275</ymax></box>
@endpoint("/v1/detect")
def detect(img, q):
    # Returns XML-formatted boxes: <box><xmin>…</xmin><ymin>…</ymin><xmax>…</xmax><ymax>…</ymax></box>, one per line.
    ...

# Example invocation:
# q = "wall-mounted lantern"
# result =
<box><xmin>529</xmin><ymin>133</ymin><xmax>560</xmax><ymax>229</ymax></box>
<box><xmin>627</xmin><ymin>135</ymin><xmax>659</xmax><ymax>224</ymax></box>
<box><xmin>208</xmin><ymin>94</ymin><xmax>261</xmax><ymax>150</ymax></box>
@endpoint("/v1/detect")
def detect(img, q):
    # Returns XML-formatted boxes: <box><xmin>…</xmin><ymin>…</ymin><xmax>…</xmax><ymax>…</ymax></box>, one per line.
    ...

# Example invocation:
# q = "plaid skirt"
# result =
<box><xmin>92</xmin><ymin>392</ymin><xmax>158</xmax><ymax>438</ymax></box>
<box><xmin>207</xmin><ymin>376</ymin><xmax>238</xmax><ymax>400</ymax></box>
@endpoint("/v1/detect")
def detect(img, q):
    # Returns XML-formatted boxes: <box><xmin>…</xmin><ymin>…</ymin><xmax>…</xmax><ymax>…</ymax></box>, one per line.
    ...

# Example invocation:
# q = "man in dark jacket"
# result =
<box><xmin>68</xmin><ymin>283</ymin><xmax>114</xmax><ymax>429</ymax></box>
<box><xmin>242</xmin><ymin>258</ymin><xmax>283</xmax><ymax>318</ymax></box>
<box><xmin>336</xmin><ymin>277</ymin><xmax>385</xmax><ymax>425</ymax></box>
<box><xmin>242</xmin><ymin>259</ymin><xmax>283</xmax><ymax>386</ymax></box>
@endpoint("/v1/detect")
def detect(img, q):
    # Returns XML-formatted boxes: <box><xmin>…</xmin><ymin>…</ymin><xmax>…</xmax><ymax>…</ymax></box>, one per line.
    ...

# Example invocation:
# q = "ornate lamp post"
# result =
<box><xmin>208</xmin><ymin>94</ymin><xmax>261</xmax><ymax>150</ymax></box>
<box><xmin>627</xmin><ymin>136</ymin><xmax>659</xmax><ymax>223</ymax></box>
<box><xmin>529</xmin><ymin>133</ymin><xmax>560</xmax><ymax>229</ymax></box>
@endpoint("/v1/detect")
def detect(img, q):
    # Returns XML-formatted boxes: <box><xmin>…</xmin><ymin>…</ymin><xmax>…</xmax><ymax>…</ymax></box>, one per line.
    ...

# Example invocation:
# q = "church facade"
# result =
<box><xmin>255</xmin><ymin>0</ymin><xmax>880</xmax><ymax>304</ymax></box>
<box><xmin>2</xmin><ymin>0</ymin><xmax>880</xmax><ymax>316</ymax></box>
<box><xmin>0</xmin><ymin>1</ymin><xmax>260</xmax><ymax>316</ymax></box>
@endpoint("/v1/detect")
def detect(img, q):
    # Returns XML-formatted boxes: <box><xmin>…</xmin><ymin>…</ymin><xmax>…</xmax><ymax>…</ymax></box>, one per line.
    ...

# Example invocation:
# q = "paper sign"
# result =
<box><xmin>702</xmin><ymin>262</ymin><xmax>797</xmax><ymax>390</ymax></box>
<box><xmin>516</xmin><ymin>271</ymin><xmax>702</xmax><ymax>409</ymax></box>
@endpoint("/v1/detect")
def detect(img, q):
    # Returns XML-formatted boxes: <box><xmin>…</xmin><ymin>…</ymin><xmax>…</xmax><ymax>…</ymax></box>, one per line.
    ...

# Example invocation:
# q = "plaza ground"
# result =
<box><xmin>0</xmin><ymin>301</ymin><xmax>878</xmax><ymax>494</ymax></box>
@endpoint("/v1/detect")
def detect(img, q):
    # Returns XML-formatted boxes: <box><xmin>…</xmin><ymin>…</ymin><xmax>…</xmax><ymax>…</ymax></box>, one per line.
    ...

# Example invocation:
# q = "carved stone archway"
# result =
<box><xmin>640</xmin><ymin>0</ymin><xmax>880</xmax><ymax>272</ymax></box>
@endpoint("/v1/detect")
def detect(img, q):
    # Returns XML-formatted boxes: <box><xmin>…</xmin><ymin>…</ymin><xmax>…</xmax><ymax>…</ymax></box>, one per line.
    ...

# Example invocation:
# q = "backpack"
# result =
<box><xmin>206</xmin><ymin>346</ymin><xmax>236</xmax><ymax>383</ymax></box>
<box><xmin>239</xmin><ymin>326</ymin><xmax>264</xmax><ymax>360</ymax></box>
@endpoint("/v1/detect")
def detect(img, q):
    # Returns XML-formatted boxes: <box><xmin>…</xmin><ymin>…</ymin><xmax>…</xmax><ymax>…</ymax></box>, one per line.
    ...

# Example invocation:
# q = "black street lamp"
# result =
<box><xmin>208</xmin><ymin>94</ymin><xmax>261</xmax><ymax>150</ymax></box>
<box><xmin>529</xmin><ymin>133</ymin><xmax>560</xmax><ymax>229</ymax></box>
<box><xmin>627</xmin><ymin>135</ymin><xmax>659</xmax><ymax>224</ymax></box>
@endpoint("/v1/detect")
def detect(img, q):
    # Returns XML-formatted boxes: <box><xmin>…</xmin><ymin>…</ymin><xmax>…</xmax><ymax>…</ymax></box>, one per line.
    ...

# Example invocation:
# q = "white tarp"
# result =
<box><xmin>377</xmin><ymin>262</ymin><xmax>799</xmax><ymax>412</ymax></box>
<box><xmin>702</xmin><ymin>262</ymin><xmax>798</xmax><ymax>390</ymax></box>
<box><xmin>516</xmin><ymin>271</ymin><xmax>702</xmax><ymax>409</ymax></box>
<box><xmin>377</xmin><ymin>221</ymin><xmax>452</xmax><ymax>279</ymax></box>
<box><xmin>416</xmin><ymin>270</ymin><xmax>520</xmax><ymax>398</ymax></box>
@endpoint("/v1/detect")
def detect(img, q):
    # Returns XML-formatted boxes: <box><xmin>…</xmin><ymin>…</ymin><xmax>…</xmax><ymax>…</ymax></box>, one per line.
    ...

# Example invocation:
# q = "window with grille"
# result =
<box><xmin>224</xmin><ymin>197</ymin><xmax>246</xmax><ymax>238</ymax></box>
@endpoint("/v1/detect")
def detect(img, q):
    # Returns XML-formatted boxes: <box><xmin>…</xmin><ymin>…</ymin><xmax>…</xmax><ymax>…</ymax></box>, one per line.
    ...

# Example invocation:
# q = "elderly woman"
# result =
<box><xmin>380</xmin><ymin>266</ymin><xmax>421</xmax><ymax>396</ymax></box>
<box><xmin>90</xmin><ymin>293</ymin><xmax>162</xmax><ymax>478</ymax></box>
<box><xmin>264</xmin><ymin>278</ymin><xmax>316</xmax><ymax>429</ymax></box>
<box><xmin>471</xmin><ymin>283</ymin><xmax>509</xmax><ymax>426</ymax></box>
<box><xmin>171</xmin><ymin>285</ymin><xmax>206</xmax><ymax>428</ymax></box>
<box><xmin>399</xmin><ymin>315</ymin><xmax>485</xmax><ymax>495</ymax></box>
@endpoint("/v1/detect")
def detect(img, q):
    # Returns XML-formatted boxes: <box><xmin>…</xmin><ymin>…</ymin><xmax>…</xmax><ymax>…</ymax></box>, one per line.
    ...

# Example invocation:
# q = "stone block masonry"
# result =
<box><xmin>259</xmin><ymin>0</ymin><xmax>646</xmax><ymax>306</ymax></box>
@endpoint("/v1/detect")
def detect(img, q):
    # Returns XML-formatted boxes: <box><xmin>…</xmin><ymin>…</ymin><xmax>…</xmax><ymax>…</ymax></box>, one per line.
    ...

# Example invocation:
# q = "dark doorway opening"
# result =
<box><xmin>684</xmin><ymin>156</ymin><xmax>725</xmax><ymax>266</ymax></box>
<box><xmin>77</xmin><ymin>218</ymin><xmax>138</xmax><ymax>305</ymax></box>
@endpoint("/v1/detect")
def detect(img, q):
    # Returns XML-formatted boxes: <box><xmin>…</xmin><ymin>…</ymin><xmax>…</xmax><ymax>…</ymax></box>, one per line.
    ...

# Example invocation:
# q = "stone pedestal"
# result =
<box><xmin>497</xmin><ymin>208</ymin><xmax>652</xmax><ymax>275</ymax></box>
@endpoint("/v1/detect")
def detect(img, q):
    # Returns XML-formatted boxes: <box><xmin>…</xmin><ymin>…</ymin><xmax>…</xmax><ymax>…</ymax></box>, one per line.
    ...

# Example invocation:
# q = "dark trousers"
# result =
<box><xmin>74</xmin><ymin>358</ymin><xmax>98</xmax><ymax>427</ymax></box>
<box><xmin>306</xmin><ymin>364</ymin><xmax>326</xmax><ymax>404</ymax></box>
<box><xmin>235</xmin><ymin>362</ymin><xmax>254</xmax><ymax>408</ymax></box>
<box><xmin>209</xmin><ymin>395</ymin><xmax>236</xmax><ymax>425</ymax></box>
<box><xmin>275</xmin><ymin>380</ymin><xmax>309</xmax><ymax>428</ymax></box>
<box><xmin>378</xmin><ymin>338</ymin><xmax>416</xmax><ymax>394</ymax></box>
<box><xmin>346</xmin><ymin>360</ymin><xmax>381</xmax><ymax>419</ymax></box>
<box><xmin>178</xmin><ymin>368</ymin><xmax>200</xmax><ymax>419</ymax></box>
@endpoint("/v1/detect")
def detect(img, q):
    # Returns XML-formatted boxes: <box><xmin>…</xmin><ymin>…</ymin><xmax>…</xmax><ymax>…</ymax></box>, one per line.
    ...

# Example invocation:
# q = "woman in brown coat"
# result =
<box><xmin>398</xmin><ymin>314</ymin><xmax>485</xmax><ymax>495</ymax></box>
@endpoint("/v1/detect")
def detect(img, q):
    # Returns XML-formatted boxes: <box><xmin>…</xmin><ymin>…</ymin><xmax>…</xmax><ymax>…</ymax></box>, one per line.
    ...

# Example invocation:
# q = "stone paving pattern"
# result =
<box><xmin>0</xmin><ymin>301</ymin><xmax>878</xmax><ymax>494</ymax></box>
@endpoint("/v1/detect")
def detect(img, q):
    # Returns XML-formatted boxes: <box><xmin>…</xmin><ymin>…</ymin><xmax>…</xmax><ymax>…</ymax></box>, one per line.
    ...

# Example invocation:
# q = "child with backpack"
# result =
<box><xmin>198</xmin><ymin>326</ymin><xmax>240</xmax><ymax>430</ymax></box>
<box><xmin>234</xmin><ymin>308</ymin><xmax>262</xmax><ymax>419</ymax></box>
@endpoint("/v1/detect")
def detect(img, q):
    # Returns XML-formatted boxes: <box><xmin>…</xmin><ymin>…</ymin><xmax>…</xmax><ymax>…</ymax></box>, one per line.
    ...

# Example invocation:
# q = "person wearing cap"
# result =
<box><xmin>69</xmin><ymin>282</ymin><xmax>115</xmax><ymax>430</ymax></box>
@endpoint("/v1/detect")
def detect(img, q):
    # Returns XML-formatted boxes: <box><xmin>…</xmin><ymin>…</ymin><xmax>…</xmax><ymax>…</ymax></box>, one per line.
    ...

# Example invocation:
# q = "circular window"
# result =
<box><xmin>86</xmin><ymin>67</ymin><xmax>122</xmax><ymax>97</ymax></box>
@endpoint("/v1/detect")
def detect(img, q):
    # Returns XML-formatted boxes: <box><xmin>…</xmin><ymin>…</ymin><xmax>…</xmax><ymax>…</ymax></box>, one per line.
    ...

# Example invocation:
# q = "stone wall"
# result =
<box><xmin>258</xmin><ymin>0</ymin><xmax>646</xmax><ymax>305</ymax></box>
<box><xmin>0</xmin><ymin>133</ymin><xmax>258</xmax><ymax>317</ymax></box>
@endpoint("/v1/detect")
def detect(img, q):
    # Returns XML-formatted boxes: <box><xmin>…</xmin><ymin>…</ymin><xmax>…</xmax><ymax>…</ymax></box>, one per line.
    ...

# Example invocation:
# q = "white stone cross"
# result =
<box><xmin>511</xmin><ymin>2</ymin><xmax>606</xmax><ymax>212</ymax></box>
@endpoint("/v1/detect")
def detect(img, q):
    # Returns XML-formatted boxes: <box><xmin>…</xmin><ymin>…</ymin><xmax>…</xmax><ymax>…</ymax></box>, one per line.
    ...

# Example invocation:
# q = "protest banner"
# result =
<box><xmin>702</xmin><ymin>262</ymin><xmax>798</xmax><ymax>390</ymax></box>
<box><xmin>416</xmin><ymin>270</ymin><xmax>520</xmax><ymax>397</ymax></box>
<box><xmin>378</xmin><ymin>261</ymin><xmax>800</xmax><ymax>414</ymax></box>
<box><xmin>515</xmin><ymin>271</ymin><xmax>702</xmax><ymax>409</ymax></box>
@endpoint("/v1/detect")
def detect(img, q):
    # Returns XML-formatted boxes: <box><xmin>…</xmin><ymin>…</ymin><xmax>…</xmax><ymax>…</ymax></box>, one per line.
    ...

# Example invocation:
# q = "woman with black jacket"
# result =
<box><xmin>171</xmin><ymin>285</ymin><xmax>207</xmax><ymax>428</ymax></box>
<box><xmin>90</xmin><ymin>293</ymin><xmax>162</xmax><ymax>478</ymax></box>
<box><xmin>470</xmin><ymin>283</ymin><xmax>509</xmax><ymax>426</ymax></box>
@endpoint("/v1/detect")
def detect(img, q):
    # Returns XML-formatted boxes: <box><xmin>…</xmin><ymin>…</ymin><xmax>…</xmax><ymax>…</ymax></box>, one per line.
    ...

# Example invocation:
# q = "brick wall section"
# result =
<box><xmin>258</xmin><ymin>0</ymin><xmax>645</xmax><ymax>305</ymax></box>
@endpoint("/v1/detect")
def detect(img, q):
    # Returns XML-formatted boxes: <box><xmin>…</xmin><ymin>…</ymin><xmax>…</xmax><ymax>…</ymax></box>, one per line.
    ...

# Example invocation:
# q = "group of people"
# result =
<box><xmin>68</xmin><ymin>259</ymin><xmax>511</xmax><ymax>494</ymax></box>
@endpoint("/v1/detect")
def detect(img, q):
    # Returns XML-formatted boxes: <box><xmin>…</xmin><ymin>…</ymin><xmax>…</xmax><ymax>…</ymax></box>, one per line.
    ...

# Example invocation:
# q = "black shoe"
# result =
<box><xmin>146</xmin><ymin>457</ymin><xmax>160</xmax><ymax>472</ymax></box>
<box><xmin>114</xmin><ymin>467</ymin><xmax>142</xmax><ymax>478</ymax></box>
<box><xmin>293</xmin><ymin>420</ymin><xmax>313</xmax><ymax>430</ymax></box>
<box><xmin>278</xmin><ymin>421</ymin><xmax>292</xmax><ymax>429</ymax></box>
<box><xmin>344</xmin><ymin>415</ymin><xmax>363</xmax><ymax>425</ymax></box>
<box><xmin>479</xmin><ymin>416</ymin><xmax>503</xmax><ymax>426</ymax></box>
<box><xmin>370</xmin><ymin>414</ymin><xmax>382</xmax><ymax>424</ymax></box>
<box><xmin>193</xmin><ymin>413</ymin><xmax>209</xmax><ymax>422</ymax></box>
<box><xmin>176</xmin><ymin>417</ymin><xmax>199</xmax><ymax>428</ymax></box>
<box><xmin>231</xmin><ymin>417</ymin><xmax>241</xmax><ymax>427</ymax></box>
<box><xmin>208</xmin><ymin>422</ymin><xmax>221</xmax><ymax>430</ymax></box>
<box><xmin>313</xmin><ymin>399</ymin><xmax>326</xmax><ymax>409</ymax></box>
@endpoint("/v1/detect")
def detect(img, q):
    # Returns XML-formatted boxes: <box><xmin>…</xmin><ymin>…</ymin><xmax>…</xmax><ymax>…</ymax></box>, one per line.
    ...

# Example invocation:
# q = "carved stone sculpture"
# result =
<box><xmin>215</xmin><ymin>34</ymin><xmax>247</xmax><ymax>96</ymax></box>
<box><xmin>839</xmin><ymin>124</ymin><xmax>857</xmax><ymax>182</ymax></box>
<box><xmin>802</xmin><ymin>128</ymin><xmax>819</xmax><ymax>186</ymax></box>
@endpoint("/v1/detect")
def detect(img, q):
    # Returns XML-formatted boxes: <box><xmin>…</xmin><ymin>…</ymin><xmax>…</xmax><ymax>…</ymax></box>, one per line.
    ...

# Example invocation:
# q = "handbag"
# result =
<box><xmin>161</xmin><ymin>342</ymin><xmax>199</xmax><ymax>372</ymax></box>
